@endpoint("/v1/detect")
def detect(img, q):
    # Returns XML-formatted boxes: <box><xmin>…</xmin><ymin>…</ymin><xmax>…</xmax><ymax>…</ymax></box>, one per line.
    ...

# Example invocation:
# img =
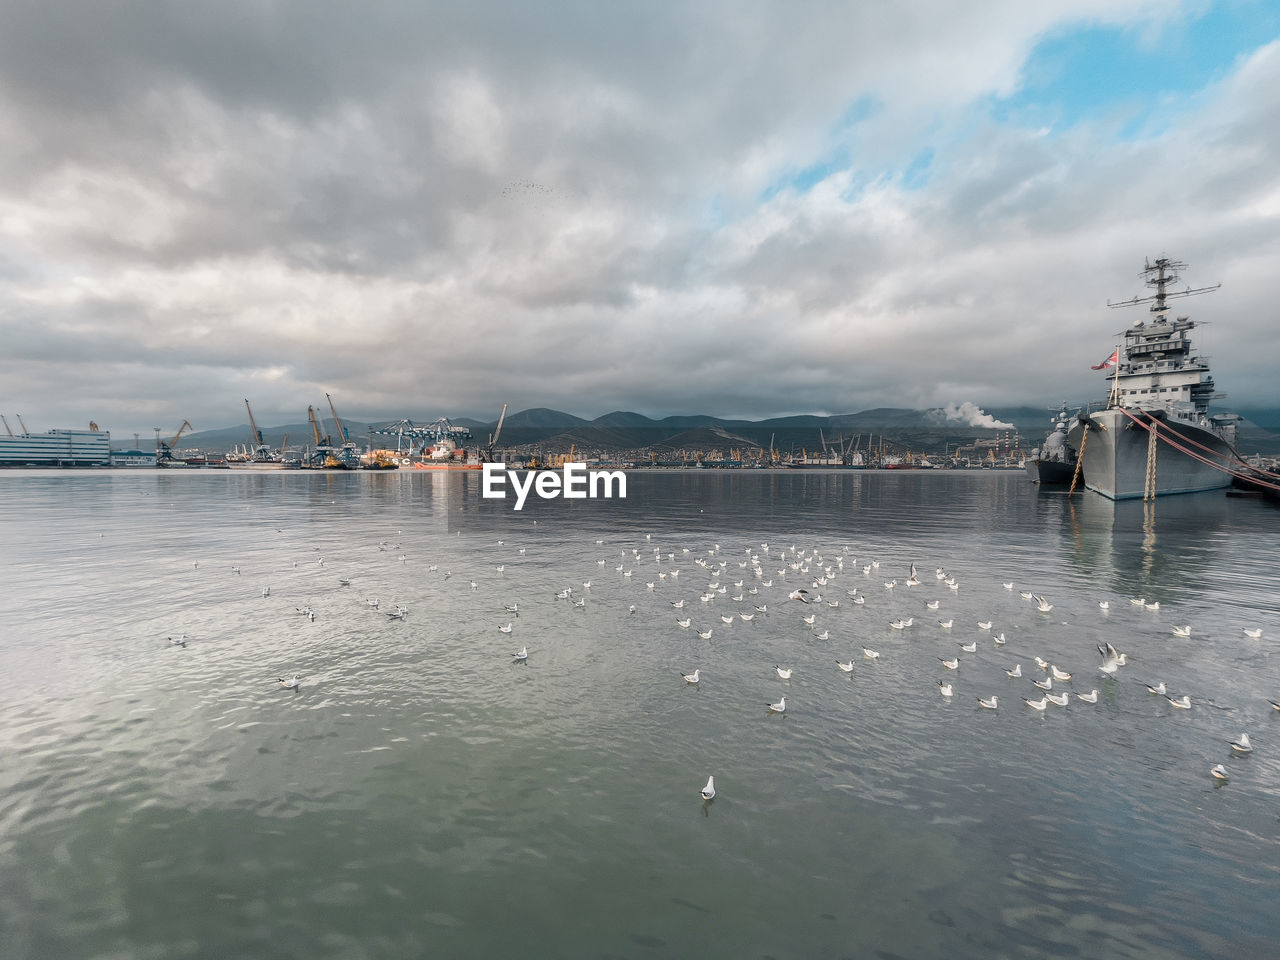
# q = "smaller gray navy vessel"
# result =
<box><xmin>1025</xmin><ymin>402</ymin><xmax>1079</xmax><ymax>486</ymax></box>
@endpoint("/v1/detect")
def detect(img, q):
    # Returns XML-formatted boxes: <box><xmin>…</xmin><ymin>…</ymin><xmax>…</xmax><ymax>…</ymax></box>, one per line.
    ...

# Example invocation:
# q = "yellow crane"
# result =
<box><xmin>243</xmin><ymin>399</ymin><xmax>269</xmax><ymax>459</ymax></box>
<box><xmin>157</xmin><ymin>420</ymin><xmax>193</xmax><ymax>460</ymax></box>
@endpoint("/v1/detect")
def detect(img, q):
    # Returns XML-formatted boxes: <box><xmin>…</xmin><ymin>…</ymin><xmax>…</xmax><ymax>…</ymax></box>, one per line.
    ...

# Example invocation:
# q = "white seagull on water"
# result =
<box><xmin>276</xmin><ymin>674</ymin><xmax>302</xmax><ymax>689</ymax></box>
<box><xmin>978</xmin><ymin>695</ymin><xmax>998</xmax><ymax>709</ymax></box>
<box><xmin>767</xmin><ymin>696</ymin><xmax>787</xmax><ymax>714</ymax></box>
<box><xmin>1230</xmin><ymin>733</ymin><xmax>1252</xmax><ymax>753</ymax></box>
<box><xmin>682</xmin><ymin>669</ymin><xmax>701</xmax><ymax>685</ymax></box>
<box><xmin>700</xmin><ymin>776</ymin><xmax>716</xmax><ymax>800</ymax></box>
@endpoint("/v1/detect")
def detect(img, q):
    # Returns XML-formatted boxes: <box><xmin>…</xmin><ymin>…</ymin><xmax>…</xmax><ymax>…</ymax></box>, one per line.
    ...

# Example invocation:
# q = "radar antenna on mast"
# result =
<box><xmin>1107</xmin><ymin>256</ymin><xmax>1220</xmax><ymax>316</ymax></box>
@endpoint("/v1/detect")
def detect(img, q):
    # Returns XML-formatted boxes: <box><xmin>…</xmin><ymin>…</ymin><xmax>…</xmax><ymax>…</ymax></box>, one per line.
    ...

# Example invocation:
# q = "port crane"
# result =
<box><xmin>307</xmin><ymin>405</ymin><xmax>340</xmax><ymax>467</ymax></box>
<box><xmin>483</xmin><ymin>404</ymin><xmax>508</xmax><ymax>462</ymax></box>
<box><xmin>156</xmin><ymin>420</ymin><xmax>193</xmax><ymax>461</ymax></box>
<box><xmin>243</xmin><ymin>399</ymin><xmax>271</xmax><ymax>460</ymax></box>
<box><xmin>325</xmin><ymin>393</ymin><xmax>359</xmax><ymax>465</ymax></box>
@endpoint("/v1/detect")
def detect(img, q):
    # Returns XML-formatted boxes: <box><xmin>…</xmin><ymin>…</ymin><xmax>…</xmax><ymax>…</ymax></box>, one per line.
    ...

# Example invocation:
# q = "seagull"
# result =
<box><xmin>698</xmin><ymin>629</ymin><xmax>713</xmax><ymax>640</ymax></box>
<box><xmin>1020</xmin><ymin>591</ymin><xmax>1035</xmax><ymax>601</ymax></box>
<box><xmin>837</xmin><ymin>660</ymin><xmax>854</xmax><ymax>673</ymax></box>
<box><xmin>1171</xmin><ymin>625</ymin><xmax>1192</xmax><ymax>638</ymax></box>
<box><xmin>863</xmin><ymin>647</ymin><xmax>881</xmax><ymax>660</ymax></box>
<box><xmin>337</xmin><ymin>577</ymin><xmax>351</xmax><ymax>586</ymax></box>
<box><xmin>1050</xmin><ymin>666</ymin><xmax>1072</xmax><ymax>681</ymax></box>
<box><xmin>499</xmin><ymin>623</ymin><xmax>513</xmax><ymax>634</ymax></box>
<box><xmin>506</xmin><ymin>602</ymin><xmax>520</xmax><ymax>614</ymax></box>
<box><xmin>513</xmin><ymin>647</ymin><xmax>528</xmax><ymax>662</ymax></box>
<box><xmin>994</xmin><ymin>633</ymin><xmax>1007</xmax><ymax>645</ymax></box>
<box><xmin>926</xmin><ymin>600</ymin><xmax>940</xmax><ymax>610</ymax></box>
<box><xmin>1006</xmin><ymin>664</ymin><xmax>1022</xmax><ymax>678</ymax></box>
<box><xmin>1230</xmin><ymin>733</ymin><xmax>1252</xmax><ymax>753</ymax></box>
<box><xmin>802</xmin><ymin>614</ymin><xmax>816</xmax><ymax>625</ymax></box>
<box><xmin>884</xmin><ymin>579</ymin><xmax>897</xmax><ymax>589</ymax></box>
<box><xmin>788</xmin><ymin>589</ymin><xmax>810</xmax><ymax>603</ymax></box>
<box><xmin>739</xmin><ymin>613</ymin><xmax>755</xmax><ymax>622</ymax></box>
<box><xmin>938</xmin><ymin>619</ymin><xmax>953</xmax><ymax>629</ymax></box>
<box><xmin>1034</xmin><ymin>656</ymin><xmax>1049</xmax><ymax>671</ymax></box>
<box><xmin>682</xmin><ymin>669</ymin><xmax>701</xmax><ymax>685</ymax></box>
<box><xmin>775</xmin><ymin>665</ymin><xmax>793</xmax><ymax>680</ymax></box>
<box><xmin>168</xmin><ymin>634</ymin><xmax>188</xmax><ymax>648</ymax></box>
<box><xmin>1076</xmin><ymin>690</ymin><xmax>1099</xmax><ymax>703</ymax></box>
<box><xmin>677</xmin><ymin>618</ymin><xmax>692</xmax><ymax>628</ymax></box>
<box><xmin>977</xmin><ymin>621</ymin><xmax>992</xmax><ymax>630</ymax></box>
<box><xmin>938</xmin><ymin>680</ymin><xmax>953</xmax><ymax>697</ymax></box>
<box><xmin>276</xmin><ymin>674</ymin><xmax>302</xmax><ymax>689</ymax></box>
<box><xmin>890</xmin><ymin>618</ymin><xmax>910</xmax><ymax>630</ymax></box>
<box><xmin>721</xmin><ymin>615</ymin><xmax>734</xmax><ymax>624</ymax></box>
<box><xmin>1129</xmin><ymin>597</ymin><xmax>1146</xmax><ymax>606</ymax></box>
<box><xmin>1023</xmin><ymin>697</ymin><xmax>1049</xmax><ymax>711</ymax></box>
<box><xmin>1244</xmin><ymin>627</ymin><xmax>1263</xmax><ymax>639</ymax></box>
<box><xmin>1167</xmin><ymin>695</ymin><xmax>1191</xmax><ymax>709</ymax></box>
<box><xmin>1098</xmin><ymin>643</ymin><xmax>1127</xmax><ymax>675</ymax></box>
<box><xmin>1003</xmin><ymin>582</ymin><xmax>1013</xmax><ymax>590</ymax></box>
<box><xmin>1033</xmin><ymin>677</ymin><xmax>1053</xmax><ymax>691</ymax></box>
<box><xmin>958</xmin><ymin>640</ymin><xmax>977</xmax><ymax>653</ymax></box>
<box><xmin>1145</xmin><ymin>681</ymin><xmax>1166</xmax><ymax>696</ymax></box>
<box><xmin>1144</xmin><ymin>601</ymin><xmax>1160</xmax><ymax>611</ymax></box>
<box><xmin>671</xmin><ymin>600</ymin><xmax>686</xmax><ymax>609</ymax></box>
<box><xmin>767</xmin><ymin>696</ymin><xmax>787</xmax><ymax>713</ymax></box>
<box><xmin>700</xmin><ymin>775</ymin><xmax>716</xmax><ymax>800</ymax></box>
<box><xmin>978</xmin><ymin>695</ymin><xmax>998</xmax><ymax>709</ymax></box>
<box><xmin>815</xmin><ymin>630</ymin><xmax>830</xmax><ymax>640</ymax></box>
<box><xmin>1035</xmin><ymin>597</ymin><xmax>1053</xmax><ymax>612</ymax></box>
<box><xmin>1210</xmin><ymin>764</ymin><xmax>1228</xmax><ymax>781</ymax></box>
<box><xmin>262</xmin><ymin>587</ymin><xmax>271</xmax><ymax>598</ymax></box>
<box><xmin>1098</xmin><ymin>600</ymin><xmax>1110</xmax><ymax>610</ymax></box>
<box><xmin>939</xmin><ymin>657</ymin><xmax>959</xmax><ymax>670</ymax></box>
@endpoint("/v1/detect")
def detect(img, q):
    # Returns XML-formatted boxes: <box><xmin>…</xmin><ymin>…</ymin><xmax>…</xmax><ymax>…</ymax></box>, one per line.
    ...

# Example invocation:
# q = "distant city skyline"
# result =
<box><xmin>2</xmin><ymin>2</ymin><xmax>1278</xmax><ymax>439</ymax></box>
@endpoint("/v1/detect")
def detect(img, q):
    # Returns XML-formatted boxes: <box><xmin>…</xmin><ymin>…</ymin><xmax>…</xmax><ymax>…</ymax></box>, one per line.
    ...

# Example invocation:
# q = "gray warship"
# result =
<box><xmin>1025</xmin><ymin>402</ymin><xmax>1079</xmax><ymax>485</ymax></box>
<box><xmin>1067</xmin><ymin>257</ymin><xmax>1241</xmax><ymax>500</ymax></box>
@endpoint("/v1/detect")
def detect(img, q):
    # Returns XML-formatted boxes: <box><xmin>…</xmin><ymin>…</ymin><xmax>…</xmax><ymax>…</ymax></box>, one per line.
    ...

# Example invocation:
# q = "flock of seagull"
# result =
<box><xmin>173</xmin><ymin>530</ymin><xmax>1274</xmax><ymax>803</ymax></box>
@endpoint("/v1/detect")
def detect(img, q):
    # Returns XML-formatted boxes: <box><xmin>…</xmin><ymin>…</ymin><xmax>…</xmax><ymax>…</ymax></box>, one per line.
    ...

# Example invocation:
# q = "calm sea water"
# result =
<box><xmin>1</xmin><ymin>468</ymin><xmax>1278</xmax><ymax>959</ymax></box>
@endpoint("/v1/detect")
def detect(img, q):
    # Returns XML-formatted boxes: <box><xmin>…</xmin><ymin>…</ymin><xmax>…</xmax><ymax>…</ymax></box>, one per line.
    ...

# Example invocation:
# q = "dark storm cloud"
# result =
<box><xmin>0</xmin><ymin>2</ymin><xmax>1276</xmax><ymax>438</ymax></box>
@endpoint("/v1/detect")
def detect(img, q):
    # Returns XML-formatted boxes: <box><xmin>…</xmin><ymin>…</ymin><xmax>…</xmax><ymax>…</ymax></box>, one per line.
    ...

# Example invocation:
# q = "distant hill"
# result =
<box><xmin>502</xmin><ymin>408</ymin><xmax>588</xmax><ymax>429</ymax></box>
<box><xmin>175</xmin><ymin>404</ymin><xmax>1279</xmax><ymax>458</ymax></box>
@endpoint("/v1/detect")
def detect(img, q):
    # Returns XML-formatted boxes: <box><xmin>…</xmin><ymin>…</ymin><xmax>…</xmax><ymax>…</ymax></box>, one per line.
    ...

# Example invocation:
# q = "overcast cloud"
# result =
<box><xmin>1</xmin><ymin>0</ymin><xmax>1277</xmax><ymax>438</ymax></box>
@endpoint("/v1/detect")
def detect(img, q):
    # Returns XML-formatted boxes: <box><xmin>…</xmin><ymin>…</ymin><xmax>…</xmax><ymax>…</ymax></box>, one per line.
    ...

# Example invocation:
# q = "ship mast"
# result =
<box><xmin>1107</xmin><ymin>257</ymin><xmax>1219</xmax><ymax>318</ymax></box>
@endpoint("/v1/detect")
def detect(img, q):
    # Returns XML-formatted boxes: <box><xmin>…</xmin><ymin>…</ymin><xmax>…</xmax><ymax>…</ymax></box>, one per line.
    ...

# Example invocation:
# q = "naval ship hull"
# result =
<box><xmin>1068</xmin><ymin>409</ymin><xmax>1234</xmax><ymax>500</ymax></box>
<box><xmin>1024</xmin><ymin>458</ymin><xmax>1075</xmax><ymax>486</ymax></box>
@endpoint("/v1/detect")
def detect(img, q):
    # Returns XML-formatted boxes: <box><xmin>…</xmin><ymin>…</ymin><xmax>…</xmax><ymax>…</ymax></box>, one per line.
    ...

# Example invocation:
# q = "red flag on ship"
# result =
<box><xmin>1091</xmin><ymin>349</ymin><xmax>1118</xmax><ymax>370</ymax></box>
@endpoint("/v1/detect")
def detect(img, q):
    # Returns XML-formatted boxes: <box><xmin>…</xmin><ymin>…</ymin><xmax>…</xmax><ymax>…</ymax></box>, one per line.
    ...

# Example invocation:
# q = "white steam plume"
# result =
<box><xmin>934</xmin><ymin>402</ymin><xmax>1014</xmax><ymax>430</ymax></box>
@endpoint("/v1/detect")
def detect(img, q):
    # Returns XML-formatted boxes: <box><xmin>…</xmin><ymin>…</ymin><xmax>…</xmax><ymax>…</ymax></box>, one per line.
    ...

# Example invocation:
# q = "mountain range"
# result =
<box><xmin>171</xmin><ymin>405</ymin><xmax>1280</xmax><ymax>457</ymax></box>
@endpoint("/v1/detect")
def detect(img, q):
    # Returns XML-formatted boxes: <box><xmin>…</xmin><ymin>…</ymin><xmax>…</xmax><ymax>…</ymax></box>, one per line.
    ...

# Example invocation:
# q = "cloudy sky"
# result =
<box><xmin>2</xmin><ymin>1</ymin><xmax>1278</xmax><ymax>439</ymax></box>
